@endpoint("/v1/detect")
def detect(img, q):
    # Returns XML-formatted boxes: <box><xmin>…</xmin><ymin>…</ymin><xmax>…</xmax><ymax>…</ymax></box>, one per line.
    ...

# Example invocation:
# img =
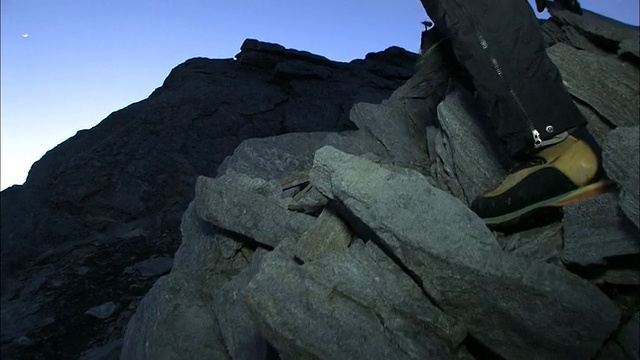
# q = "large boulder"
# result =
<box><xmin>310</xmin><ymin>146</ymin><xmax>620</xmax><ymax>360</ymax></box>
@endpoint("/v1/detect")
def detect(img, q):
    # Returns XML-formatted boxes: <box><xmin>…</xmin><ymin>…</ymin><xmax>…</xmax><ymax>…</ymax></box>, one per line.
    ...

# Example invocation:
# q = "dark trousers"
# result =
<box><xmin>421</xmin><ymin>0</ymin><xmax>586</xmax><ymax>156</ymax></box>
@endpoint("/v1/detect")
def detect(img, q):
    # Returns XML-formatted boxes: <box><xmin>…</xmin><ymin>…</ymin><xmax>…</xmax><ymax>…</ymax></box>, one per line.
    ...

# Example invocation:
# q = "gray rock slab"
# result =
<box><xmin>84</xmin><ymin>302</ymin><xmax>118</xmax><ymax>320</ymax></box>
<box><xmin>287</xmin><ymin>184</ymin><xmax>328</xmax><ymax>215</ymax></box>
<box><xmin>318</xmin><ymin>130</ymin><xmax>388</xmax><ymax>160</ymax></box>
<box><xmin>215</xmin><ymin>168</ymin><xmax>282</xmax><ymax>199</ymax></box>
<box><xmin>548</xmin><ymin>3</ymin><xmax>640</xmax><ymax>44</ymax></box>
<box><xmin>594</xmin><ymin>269</ymin><xmax>640</xmax><ymax>286</ymax></box>
<box><xmin>79</xmin><ymin>339</ymin><xmax>123</xmax><ymax>360</ymax></box>
<box><xmin>0</xmin><ymin>300</ymin><xmax>54</xmax><ymax>343</ymax></box>
<box><xmin>603</xmin><ymin>126</ymin><xmax>640</xmax><ymax>228</ymax></box>
<box><xmin>349</xmin><ymin>101</ymin><xmax>428</xmax><ymax>166</ymax></box>
<box><xmin>213</xmin><ymin>250</ymin><xmax>267</xmax><ymax>360</ymax></box>
<box><xmin>244</xmin><ymin>236</ymin><xmax>466</xmax><ymax>360</ymax></box>
<box><xmin>618</xmin><ymin>36</ymin><xmax>640</xmax><ymax>61</ymax></box>
<box><xmin>293</xmin><ymin>207</ymin><xmax>353</xmax><ymax>263</ymax></box>
<box><xmin>310</xmin><ymin>146</ymin><xmax>620</xmax><ymax>360</ymax></box>
<box><xmin>435</xmin><ymin>86</ymin><xmax>509</xmax><ymax>205</ymax></box>
<box><xmin>120</xmin><ymin>272</ymin><xmax>230</xmax><ymax>360</ymax></box>
<box><xmin>124</xmin><ymin>257</ymin><xmax>173</xmax><ymax>277</ymax></box>
<box><xmin>618</xmin><ymin>312</ymin><xmax>640</xmax><ymax>360</ymax></box>
<box><xmin>216</xmin><ymin>132</ymin><xmax>333</xmax><ymax>181</ymax></box>
<box><xmin>498</xmin><ymin>222</ymin><xmax>564</xmax><ymax>265</ymax></box>
<box><xmin>195</xmin><ymin>176</ymin><xmax>314</xmax><ymax>248</ymax></box>
<box><xmin>597</xmin><ymin>312</ymin><xmax>640</xmax><ymax>360</ymax></box>
<box><xmin>547</xmin><ymin>43</ymin><xmax>639</xmax><ymax>128</ymax></box>
<box><xmin>174</xmin><ymin>202</ymin><xmax>234</xmax><ymax>273</ymax></box>
<box><xmin>177</xmin><ymin>201</ymin><xmax>254</xmax><ymax>278</ymax></box>
<box><xmin>577</xmin><ymin>101</ymin><xmax>613</xmax><ymax>146</ymax></box>
<box><xmin>562</xmin><ymin>192</ymin><xmax>640</xmax><ymax>266</ymax></box>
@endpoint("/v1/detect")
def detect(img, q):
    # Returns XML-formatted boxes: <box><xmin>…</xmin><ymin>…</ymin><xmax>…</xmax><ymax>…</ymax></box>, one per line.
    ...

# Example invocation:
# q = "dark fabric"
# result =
<box><xmin>421</xmin><ymin>0</ymin><xmax>587</xmax><ymax>156</ymax></box>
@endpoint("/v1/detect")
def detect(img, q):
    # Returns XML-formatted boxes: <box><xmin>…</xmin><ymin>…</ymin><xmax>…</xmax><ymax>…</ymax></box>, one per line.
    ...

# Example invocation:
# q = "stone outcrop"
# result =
<box><xmin>2</xmin><ymin>7</ymin><xmax>639</xmax><ymax>360</ymax></box>
<box><xmin>120</xmin><ymin>11</ymin><xmax>639</xmax><ymax>360</ymax></box>
<box><xmin>0</xmin><ymin>39</ymin><xmax>417</xmax><ymax>359</ymax></box>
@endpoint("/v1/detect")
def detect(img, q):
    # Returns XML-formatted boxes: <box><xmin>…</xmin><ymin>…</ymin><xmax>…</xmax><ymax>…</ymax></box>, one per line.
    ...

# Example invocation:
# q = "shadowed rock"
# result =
<box><xmin>433</xmin><ymin>84</ymin><xmax>509</xmax><ymax>205</ymax></box>
<box><xmin>195</xmin><ymin>176</ymin><xmax>314</xmax><ymax>248</ymax></box>
<box><xmin>213</xmin><ymin>250</ymin><xmax>268</xmax><ymax>360</ymax></box>
<box><xmin>547</xmin><ymin>3</ymin><xmax>640</xmax><ymax>46</ymax></box>
<box><xmin>498</xmin><ymin>222</ymin><xmax>564</xmax><ymax>265</ymax></box>
<box><xmin>310</xmin><ymin>146</ymin><xmax>620</xmax><ymax>360</ymax></box>
<box><xmin>244</xmin><ymin>236</ymin><xmax>467</xmax><ymax>360</ymax></box>
<box><xmin>603</xmin><ymin>126</ymin><xmax>640</xmax><ymax>228</ymax></box>
<box><xmin>562</xmin><ymin>192</ymin><xmax>640</xmax><ymax>266</ymax></box>
<box><xmin>120</xmin><ymin>272</ymin><xmax>229</xmax><ymax>360</ymax></box>
<box><xmin>547</xmin><ymin>43</ymin><xmax>639</xmax><ymax>128</ymax></box>
<box><xmin>293</xmin><ymin>207</ymin><xmax>353</xmax><ymax>263</ymax></box>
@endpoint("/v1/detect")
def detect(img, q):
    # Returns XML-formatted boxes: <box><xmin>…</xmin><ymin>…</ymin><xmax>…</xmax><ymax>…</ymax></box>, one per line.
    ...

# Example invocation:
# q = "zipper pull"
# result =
<box><xmin>532</xmin><ymin>129</ymin><xmax>542</xmax><ymax>148</ymax></box>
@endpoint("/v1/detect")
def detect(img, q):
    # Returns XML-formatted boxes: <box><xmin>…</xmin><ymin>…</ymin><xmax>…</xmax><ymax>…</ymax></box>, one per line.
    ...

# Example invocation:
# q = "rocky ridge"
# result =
<box><xmin>121</xmin><ymin>6</ymin><xmax>640</xmax><ymax>360</ymax></box>
<box><xmin>1</xmin><ymin>5</ymin><xmax>639</xmax><ymax>360</ymax></box>
<box><xmin>0</xmin><ymin>37</ymin><xmax>418</xmax><ymax>359</ymax></box>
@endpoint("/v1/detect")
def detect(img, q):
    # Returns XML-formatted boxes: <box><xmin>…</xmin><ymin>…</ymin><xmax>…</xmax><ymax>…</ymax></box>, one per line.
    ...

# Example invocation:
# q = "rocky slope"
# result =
<box><xmin>0</xmin><ymin>38</ymin><xmax>418</xmax><ymax>359</ymax></box>
<box><xmin>3</xmin><ymin>5</ymin><xmax>640</xmax><ymax>360</ymax></box>
<box><xmin>121</xmin><ymin>6</ymin><xmax>639</xmax><ymax>360</ymax></box>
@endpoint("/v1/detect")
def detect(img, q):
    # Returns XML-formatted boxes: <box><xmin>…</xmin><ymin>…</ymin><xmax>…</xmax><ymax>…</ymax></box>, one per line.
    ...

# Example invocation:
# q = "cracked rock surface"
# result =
<box><xmin>2</xmin><ymin>9</ymin><xmax>639</xmax><ymax>360</ymax></box>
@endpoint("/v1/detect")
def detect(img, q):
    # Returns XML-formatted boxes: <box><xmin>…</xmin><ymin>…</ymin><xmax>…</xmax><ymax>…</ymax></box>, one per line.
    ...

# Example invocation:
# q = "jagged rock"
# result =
<box><xmin>293</xmin><ymin>207</ymin><xmax>353</xmax><ymax>263</ymax></box>
<box><xmin>3</xmin><ymin>11</ymin><xmax>640</xmax><ymax>359</ymax></box>
<box><xmin>175</xmin><ymin>201</ymin><xmax>253</xmax><ymax>279</ymax></box>
<box><xmin>310</xmin><ymin>146</ymin><xmax>620</xmax><ymax>360</ymax></box>
<box><xmin>120</xmin><ymin>272</ymin><xmax>229</xmax><ymax>360</ymax></box>
<box><xmin>237</xmin><ymin>38</ymin><xmax>339</xmax><ymax>70</ymax></box>
<box><xmin>617</xmin><ymin>313</ymin><xmax>640</xmax><ymax>359</ymax></box>
<box><xmin>121</xmin><ymin>201</ymin><xmax>254</xmax><ymax>359</ymax></box>
<box><xmin>603</xmin><ymin>126</ymin><xmax>640</xmax><ymax>228</ymax></box>
<box><xmin>85</xmin><ymin>302</ymin><xmax>118</xmax><ymax>320</ymax></box>
<box><xmin>79</xmin><ymin>340</ymin><xmax>123</xmax><ymax>360</ymax></box>
<box><xmin>173</xmin><ymin>202</ymin><xmax>235</xmax><ymax>273</ymax></box>
<box><xmin>0</xmin><ymin>301</ymin><xmax>54</xmax><ymax>343</ymax></box>
<box><xmin>244</xmin><ymin>236</ymin><xmax>467</xmax><ymax>360</ymax></box>
<box><xmin>562</xmin><ymin>192</ymin><xmax>639</xmax><ymax>266</ymax></box>
<box><xmin>1</xmin><ymin>39</ymin><xmax>414</xmax><ymax>358</ymax></box>
<box><xmin>216</xmin><ymin>130</ymin><xmax>389</xmax><ymax>186</ymax></box>
<box><xmin>273</xmin><ymin>60</ymin><xmax>332</xmax><ymax>80</ymax></box>
<box><xmin>498</xmin><ymin>222</ymin><xmax>563</xmax><ymax>265</ymax></box>
<box><xmin>123</xmin><ymin>256</ymin><xmax>173</xmax><ymax>277</ymax></box>
<box><xmin>593</xmin><ymin>269</ymin><xmax>640</xmax><ymax>286</ymax></box>
<box><xmin>547</xmin><ymin>43</ymin><xmax>639</xmax><ymax>128</ymax></box>
<box><xmin>216</xmin><ymin>132</ymin><xmax>333</xmax><ymax>181</ymax></box>
<box><xmin>195</xmin><ymin>176</ymin><xmax>314</xmax><ymax>248</ymax></box>
<box><xmin>213</xmin><ymin>250</ymin><xmax>267</xmax><ymax>360</ymax></box>
<box><xmin>433</xmin><ymin>84</ymin><xmax>509</xmax><ymax>204</ymax></box>
<box><xmin>576</xmin><ymin>102</ymin><xmax>613</xmax><ymax>145</ymax></box>
<box><xmin>287</xmin><ymin>183</ymin><xmax>329</xmax><ymax>215</ymax></box>
<box><xmin>596</xmin><ymin>312</ymin><xmax>640</xmax><ymax>360</ymax></box>
<box><xmin>358</xmin><ymin>46</ymin><xmax>420</xmax><ymax>79</ymax></box>
<box><xmin>348</xmin><ymin>101</ymin><xmax>426</xmax><ymax>165</ymax></box>
<box><xmin>618</xmin><ymin>36</ymin><xmax>640</xmax><ymax>61</ymax></box>
<box><xmin>547</xmin><ymin>3</ymin><xmax>640</xmax><ymax>45</ymax></box>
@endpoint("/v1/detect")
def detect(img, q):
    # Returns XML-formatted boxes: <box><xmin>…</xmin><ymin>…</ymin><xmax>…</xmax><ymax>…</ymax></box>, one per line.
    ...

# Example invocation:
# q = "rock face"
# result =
<box><xmin>2</xmin><ymin>10</ymin><xmax>640</xmax><ymax>360</ymax></box>
<box><xmin>0</xmin><ymin>40</ymin><xmax>417</xmax><ymax>359</ymax></box>
<box><xmin>121</xmin><ymin>11</ymin><xmax>638</xmax><ymax>360</ymax></box>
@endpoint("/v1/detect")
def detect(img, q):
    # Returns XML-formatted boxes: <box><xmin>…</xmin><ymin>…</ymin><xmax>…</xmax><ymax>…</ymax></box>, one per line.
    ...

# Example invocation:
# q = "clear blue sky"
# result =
<box><xmin>1</xmin><ymin>0</ymin><xmax>638</xmax><ymax>190</ymax></box>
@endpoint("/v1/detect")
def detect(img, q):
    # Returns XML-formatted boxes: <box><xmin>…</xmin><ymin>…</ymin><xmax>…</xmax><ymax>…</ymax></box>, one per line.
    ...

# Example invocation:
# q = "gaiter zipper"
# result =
<box><xmin>450</xmin><ymin>0</ymin><xmax>543</xmax><ymax>148</ymax></box>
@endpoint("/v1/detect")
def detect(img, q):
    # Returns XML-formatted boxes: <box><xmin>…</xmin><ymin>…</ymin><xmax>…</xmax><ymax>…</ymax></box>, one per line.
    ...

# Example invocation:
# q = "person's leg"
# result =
<box><xmin>420</xmin><ymin>0</ymin><xmax>608</xmax><ymax>225</ymax></box>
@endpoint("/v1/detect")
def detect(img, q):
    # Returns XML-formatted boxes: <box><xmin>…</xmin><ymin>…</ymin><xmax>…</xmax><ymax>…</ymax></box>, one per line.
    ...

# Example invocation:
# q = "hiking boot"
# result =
<box><xmin>471</xmin><ymin>127</ymin><xmax>614</xmax><ymax>225</ymax></box>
